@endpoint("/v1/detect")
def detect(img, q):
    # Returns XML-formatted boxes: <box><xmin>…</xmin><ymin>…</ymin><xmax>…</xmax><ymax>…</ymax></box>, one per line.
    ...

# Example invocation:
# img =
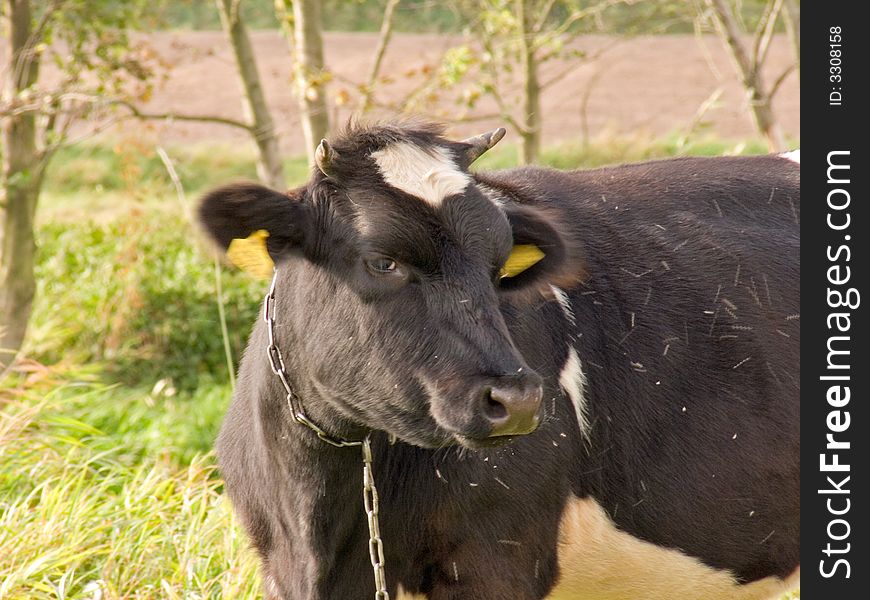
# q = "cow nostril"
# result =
<box><xmin>483</xmin><ymin>388</ymin><xmax>509</xmax><ymax>422</ymax></box>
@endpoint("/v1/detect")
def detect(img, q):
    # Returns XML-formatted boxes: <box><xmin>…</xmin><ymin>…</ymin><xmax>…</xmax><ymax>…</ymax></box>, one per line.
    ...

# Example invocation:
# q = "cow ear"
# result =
<box><xmin>499</xmin><ymin>204</ymin><xmax>584</xmax><ymax>294</ymax></box>
<box><xmin>198</xmin><ymin>182</ymin><xmax>309</xmax><ymax>278</ymax></box>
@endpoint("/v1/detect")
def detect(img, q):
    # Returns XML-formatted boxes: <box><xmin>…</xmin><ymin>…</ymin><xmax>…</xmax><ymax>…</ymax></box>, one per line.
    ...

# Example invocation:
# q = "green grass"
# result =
<box><xmin>3</xmin><ymin>132</ymin><xmax>798</xmax><ymax>598</ymax></box>
<box><xmin>0</xmin><ymin>372</ymin><xmax>802</xmax><ymax>598</ymax></box>
<box><xmin>0</xmin><ymin>371</ymin><xmax>259</xmax><ymax>599</ymax></box>
<box><xmin>30</xmin><ymin>215</ymin><xmax>263</xmax><ymax>392</ymax></box>
<box><xmin>39</xmin><ymin>141</ymin><xmax>310</xmax><ymax>222</ymax></box>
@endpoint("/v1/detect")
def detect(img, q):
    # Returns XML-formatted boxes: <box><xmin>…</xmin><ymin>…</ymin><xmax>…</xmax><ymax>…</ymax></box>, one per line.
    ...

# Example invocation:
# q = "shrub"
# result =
<box><xmin>31</xmin><ymin>213</ymin><xmax>263</xmax><ymax>392</ymax></box>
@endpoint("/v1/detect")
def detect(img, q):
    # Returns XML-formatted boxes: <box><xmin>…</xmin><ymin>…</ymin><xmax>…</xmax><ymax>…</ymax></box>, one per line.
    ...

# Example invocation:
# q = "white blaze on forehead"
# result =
<box><xmin>371</xmin><ymin>142</ymin><xmax>471</xmax><ymax>205</ymax></box>
<box><xmin>559</xmin><ymin>347</ymin><xmax>589</xmax><ymax>438</ymax></box>
<box><xmin>780</xmin><ymin>149</ymin><xmax>800</xmax><ymax>164</ymax></box>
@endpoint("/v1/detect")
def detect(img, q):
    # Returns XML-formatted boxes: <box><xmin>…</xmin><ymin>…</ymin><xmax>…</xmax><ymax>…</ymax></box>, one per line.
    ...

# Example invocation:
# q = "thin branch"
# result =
<box><xmin>480</xmin><ymin>58</ymin><xmax>523</xmax><ymax>132</ymax></box>
<box><xmin>40</xmin><ymin>97</ymin><xmax>79</xmax><ymax>162</ymax></box>
<box><xmin>768</xmin><ymin>63</ymin><xmax>795</xmax><ymax>100</ymax></box>
<box><xmin>532</xmin><ymin>0</ymin><xmax>559</xmax><ymax>34</ymax></box>
<box><xmin>112</xmin><ymin>99</ymin><xmax>254</xmax><ymax>132</ymax></box>
<box><xmin>691</xmin><ymin>3</ymin><xmax>723</xmax><ymax>81</ymax></box>
<box><xmin>156</xmin><ymin>147</ymin><xmax>191</xmax><ymax>221</ymax></box>
<box><xmin>488</xmin><ymin>82</ymin><xmax>524</xmax><ymax>134</ymax></box>
<box><xmin>38</xmin><ymin>112</ymin><xmax>126</xmax><ymax>158</ymax></box>
<box><xmin>752</xmin><ymin>0</ymin><xmax>784</xmax><ymax>72</ymax></box>
<box><xmin>579</xmin><ymin>66</ymin><xmax>605</xmax><ymax>148</ymax></box>
<box><xmin>751</xmin><ymin>0</ymin><xmax>776</xmax><ymax>45</ymax></box>
<box><xmin>478</xmin><ymin>33</ymin><xmax>526</xmax><ymax>134</ymax></box>
<box><xmin>40</xmin><ymin>100</ymin><xmax>59</xmax><ymax>149</ymax></box>
<box><xmin>540</xmin><ymin>59</ymin><xmax>586</xmax><ymax>91</ymax></box>
<box><xmin>676</xmin><ymin>86</ymin><xmax>724</xmax><ymax>149</ymax></box>
<box><xmin>439</xmin><ymin>111</ymin><xmax>503</xmax><ymax>124</ymax></box>
<box><xmin>1</xmin><ymin>90</ymin><xmax>103</xmax><ymax>117</ymax></box>
<box><xmin>782</xmin><ymin>0</ymin><xmax>799</xmax><ymax>76</ymax></box>
<box><xmin>532</xmin><ymin>0</ymin><xmax>632</xmax><ymax>52</ymax></box>
<box><xmin>30</xmin><ymin>0</ymin><xmax>65</xmax><ymax>46</ymax></box>
<box><xmin>34</xmin><ymin>96</ymin><xmax>255</xmax><ymax>159</ymax></box>
<box><xmin>4</xmin><ymin>94</ymin><xmax>254</xmax><ymax>134</ymax></box>
<box><xmin>360</xmin><ymin>0</ymin><xmax>401</xmax><ymax>114</ymax></box>
<box><xmin>540</xmin><ymin>39</ymin><xmax>619</xmax><ymax>90</ymax></box>
<box><xmin>550</xmin><ymin>0</ymin><xmax>679</xmax><ymax>82</ymax></box>
<box><xmin>707</xmin><ymin>0</ymin><xmax>756</xmax><ymax>84</ymax></box>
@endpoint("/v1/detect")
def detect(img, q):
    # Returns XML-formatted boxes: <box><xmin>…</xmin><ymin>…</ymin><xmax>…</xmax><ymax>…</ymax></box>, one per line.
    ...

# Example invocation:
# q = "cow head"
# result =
<box><xmin>199</xmin><ymin>123</ymin><xmax>575</xmax><ymax>449</ymax></box>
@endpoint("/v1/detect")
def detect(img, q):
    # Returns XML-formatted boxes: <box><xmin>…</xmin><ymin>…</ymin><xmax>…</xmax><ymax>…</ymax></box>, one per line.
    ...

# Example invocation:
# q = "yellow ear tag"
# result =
<box><xmin>500</xmin><ymin>244</ymin><xmax>545</xmax><ymax>279</ymax></box>
<box><xmin>226</xmin><ymin>229</ymin><xmax>274</xmax><ymax>279</ymax></box>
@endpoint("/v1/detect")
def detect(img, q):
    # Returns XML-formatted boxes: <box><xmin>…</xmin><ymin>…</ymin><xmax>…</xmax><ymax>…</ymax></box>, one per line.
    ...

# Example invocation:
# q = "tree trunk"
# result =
<box><xmin>277</xmin><ymin>0</ymin><xmax>330</xmax><ymax>166</ymax></box>
<box><xmin>517</xmin><ymin>0</ymin><xmax>541</xmax><ymax>165</ymax></box>
<box><xmin>1</xmin><ymin>0</ymin><xmax>42</xmax><ymax>373</ymax></box>
<box><xmin>216</xmin><ymin>0</ymin><xmax>286</xmax><ymax>190</ymax></box>
<box><xmin>706</xmin><ymin>0</ymin><xmax>785</xmax><ymax>152</ymax></box>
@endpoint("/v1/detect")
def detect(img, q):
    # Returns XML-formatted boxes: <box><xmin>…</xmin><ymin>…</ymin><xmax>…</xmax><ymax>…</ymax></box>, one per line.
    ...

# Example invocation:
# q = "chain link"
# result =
<box><xmin>263</xmin><ymin>270</ymin><xmax>390</xmax><ymax>599</ymax></box>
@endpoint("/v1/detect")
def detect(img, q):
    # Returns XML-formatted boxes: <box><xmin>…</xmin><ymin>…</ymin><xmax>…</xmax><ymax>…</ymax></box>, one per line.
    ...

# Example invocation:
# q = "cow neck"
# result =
<box><xmin>262</xmin><ymin>269</ymin><xmax>390</xmax><ymax>600</ymax></box>
<box><xmin>263</xmin><ymin>269</ymin><xmax>366</xmax><ymax>448</ymax></box>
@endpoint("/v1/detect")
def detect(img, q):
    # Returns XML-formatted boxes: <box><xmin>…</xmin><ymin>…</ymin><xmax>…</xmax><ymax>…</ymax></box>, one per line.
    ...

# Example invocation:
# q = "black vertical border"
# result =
<box><xmin>802</xmin><ymin>2</ymin><xmax>867</xmax><ymax>596</ymax></box>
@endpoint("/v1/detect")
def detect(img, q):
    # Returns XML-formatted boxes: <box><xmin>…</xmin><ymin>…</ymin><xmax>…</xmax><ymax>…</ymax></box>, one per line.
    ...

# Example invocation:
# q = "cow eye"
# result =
<box><xmin>365</xmin><ymin>256</ymin><xmax>398</xmax><ymax>275</ymax></box>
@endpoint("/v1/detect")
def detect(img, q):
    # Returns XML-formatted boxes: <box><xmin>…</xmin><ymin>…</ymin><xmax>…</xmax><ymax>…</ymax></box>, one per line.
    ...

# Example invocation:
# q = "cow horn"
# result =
<box><xmin>461</xmin><ymin>127</ymin><xmax>506</xmax><ymax>166</ymax></box>
<box><xmin>315</xmin><ymin>138</ymin><xmax>335</xmax><ymax>177</ymax></box>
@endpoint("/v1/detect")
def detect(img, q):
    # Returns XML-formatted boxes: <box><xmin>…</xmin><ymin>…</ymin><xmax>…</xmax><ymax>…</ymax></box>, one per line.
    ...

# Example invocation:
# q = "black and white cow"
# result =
<box><xmin>199</xmin><ymin>122</ymin><xmax>800</xmax><ymax>600</ymax></box>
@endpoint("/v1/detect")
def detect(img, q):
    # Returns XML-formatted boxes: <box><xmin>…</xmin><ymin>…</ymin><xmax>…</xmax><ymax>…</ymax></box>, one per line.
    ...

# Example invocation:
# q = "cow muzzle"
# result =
<box><xmin>477</xmin><ymin>374</ymin><xmax>543</xmax><ymax>438</ymax></box>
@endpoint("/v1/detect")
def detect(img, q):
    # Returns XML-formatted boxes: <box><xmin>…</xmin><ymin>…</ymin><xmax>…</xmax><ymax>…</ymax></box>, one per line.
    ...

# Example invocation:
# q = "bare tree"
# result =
<box><xmin>275</xmin><ymin>0</ymin><xmax>330</xmax><ymax>165</ymax></box>
<box><xmin>703</xmin><ymin>0</ymin><xmax>791</xmax><ymax>152</ymax></box>
<box><xmin>216</xmin><ymin>0</ymin><xmax>286</xmax><ymax>189</ymax></box>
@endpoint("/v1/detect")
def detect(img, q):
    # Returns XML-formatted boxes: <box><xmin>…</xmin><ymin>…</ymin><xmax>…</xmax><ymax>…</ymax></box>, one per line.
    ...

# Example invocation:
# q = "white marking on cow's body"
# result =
<box><xmin>550</xmin><ymin>285</ymin><xmax>576</xmax><ymax>326</ymax></box>
<box><xmin>396</xmin><ymin>585</ymin><xmax>427</xmax><ymax>599</ymax></box>
<box><xmin>371</xmin><ymin>142</ymin><xmax>471</xmax><ymax>205</ymax></box>
<box><xmin>559</xmin><ymin>347</ymin><xmax>589</xmax><ymax>438</ymax></box>
<box><xmin>780</xmin><ymin>149</ymin><xmax>800</xmax><ymax>164</ymax></box>
<box><xmin>546</xmin><ymin>497</ymin><xmax>800</xmax><ymax>600</ymax></box>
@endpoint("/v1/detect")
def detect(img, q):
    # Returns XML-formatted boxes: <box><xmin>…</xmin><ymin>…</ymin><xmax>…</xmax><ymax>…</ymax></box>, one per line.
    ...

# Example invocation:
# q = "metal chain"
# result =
<box><xmin>263</xmin><ymin>270</ymin><xmax>390</xmax><ymax>600</ymax></box>
<box><xmin>362</xmin><ymin>436</ymin><xmax>389</xmax><ymax>599</ymax></box>
<box><xmin>263</xmin><ymin>272</ymin><xmax>362</xmax><ymax>448</ymax></box>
